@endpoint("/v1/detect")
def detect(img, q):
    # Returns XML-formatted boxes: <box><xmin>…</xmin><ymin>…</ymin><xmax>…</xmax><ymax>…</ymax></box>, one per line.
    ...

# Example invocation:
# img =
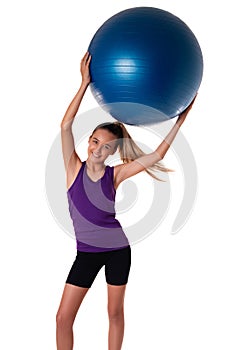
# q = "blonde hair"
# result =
<box><xmin>92</xmin><ymin>122</ymin><xmax>172</xmax><ymax>181</ymax></box>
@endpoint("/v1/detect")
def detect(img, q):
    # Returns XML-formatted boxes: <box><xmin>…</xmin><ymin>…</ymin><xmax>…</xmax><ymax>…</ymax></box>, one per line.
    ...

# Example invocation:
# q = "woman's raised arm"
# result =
<box><xmin>114</xmin><ymin>96</ymin><xmax>197</xmax><ymax>187</ymax></box>
<box><xmin>60</xmin><ymin>52</ymin><xmax>91</xmax><ymax>184</ymax></box>
<box><xmin>154</xmin><ymin>95</ymin><xmax>197</xmax><ymax>159</ymax></box>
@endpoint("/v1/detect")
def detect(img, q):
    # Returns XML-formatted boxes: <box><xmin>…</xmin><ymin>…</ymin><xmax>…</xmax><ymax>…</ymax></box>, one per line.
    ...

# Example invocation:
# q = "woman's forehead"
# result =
<box><xmin>92</xmin><ymin>128</ymin><xmax>118</xmax><ymax>142</ymax></box>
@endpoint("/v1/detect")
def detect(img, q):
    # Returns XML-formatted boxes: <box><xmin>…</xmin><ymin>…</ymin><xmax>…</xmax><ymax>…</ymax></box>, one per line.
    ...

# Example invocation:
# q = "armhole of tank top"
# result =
<box><xmin>67</xmin><ymin>162</ymin><xmax>85</xmax><ymax>193</ymax></box>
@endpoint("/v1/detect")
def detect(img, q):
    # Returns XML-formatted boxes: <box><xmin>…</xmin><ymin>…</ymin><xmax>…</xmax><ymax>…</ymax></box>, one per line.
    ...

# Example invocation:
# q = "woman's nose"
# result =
<box><xmin>95</xmin><ymin>145</ymin><xmax>102</xmax><ymax>154</ymax></box>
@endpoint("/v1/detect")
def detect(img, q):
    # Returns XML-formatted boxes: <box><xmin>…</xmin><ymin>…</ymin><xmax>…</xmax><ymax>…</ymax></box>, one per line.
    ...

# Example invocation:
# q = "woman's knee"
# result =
<box><xmin>108</xmin><ymin>305</ymin><xmax>124</xmax><ymax>322</ymax></box>
<box><xmin>56</xmin><ymin>309</ymin><xmax>75</xmax><ymax>329</ymax></box>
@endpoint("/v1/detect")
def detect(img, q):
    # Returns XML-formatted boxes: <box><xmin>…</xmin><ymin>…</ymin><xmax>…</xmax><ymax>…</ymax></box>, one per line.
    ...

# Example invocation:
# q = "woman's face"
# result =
<box><xmin>88</xmin><ymin>129</ymin><xmax>118</xmax><ymax>163</ymax></box>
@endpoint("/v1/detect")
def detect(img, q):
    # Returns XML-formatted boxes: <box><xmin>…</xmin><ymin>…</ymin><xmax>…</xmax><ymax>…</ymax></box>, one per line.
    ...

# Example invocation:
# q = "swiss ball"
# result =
<box><xmin>88</xmin><ymin>7</ymin><xmax>203</xmax><ymax>125</ymax></box>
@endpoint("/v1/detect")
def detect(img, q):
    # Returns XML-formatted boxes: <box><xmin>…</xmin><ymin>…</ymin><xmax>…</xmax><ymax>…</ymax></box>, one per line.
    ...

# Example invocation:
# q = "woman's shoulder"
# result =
<box><xmin>67</xmin><ymin>160</ymin><xmax>84</xmax><ymax>191</ymax></box>
<box><xmin>105</xmin><ymin>163</ymin><xmax>114</xmax><ymax>176</ymax></box>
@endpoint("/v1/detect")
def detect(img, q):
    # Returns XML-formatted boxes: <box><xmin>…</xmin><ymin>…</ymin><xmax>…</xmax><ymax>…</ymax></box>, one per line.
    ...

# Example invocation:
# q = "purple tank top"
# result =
<box><xmin>67</xmin><ymin>161</ymin><xmax>129</xmax><ymax>252</ymax></box>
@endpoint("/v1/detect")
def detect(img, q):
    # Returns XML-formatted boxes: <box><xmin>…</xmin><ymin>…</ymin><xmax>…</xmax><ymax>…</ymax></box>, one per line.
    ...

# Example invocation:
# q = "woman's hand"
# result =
<box><xmin>176</xmin><ymin>94</ymin><xmax>198</xmax><ymax>125</ymax></box>
<box><xmin>80</xmin><ymin>52</ymin><xmax>91</xmax><ymax>85</ymax></box>
<box><xmin>60</xmin><ymin>52</ymin><xmax>92</xmax><ymax>131</ymax></box>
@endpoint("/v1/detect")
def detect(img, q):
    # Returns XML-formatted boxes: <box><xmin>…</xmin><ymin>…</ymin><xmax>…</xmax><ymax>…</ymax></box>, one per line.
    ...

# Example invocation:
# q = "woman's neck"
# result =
<box><xmin>86</xmin><ymin>158</ymin><xmax>106</xmax><ymax>173</ymax></box>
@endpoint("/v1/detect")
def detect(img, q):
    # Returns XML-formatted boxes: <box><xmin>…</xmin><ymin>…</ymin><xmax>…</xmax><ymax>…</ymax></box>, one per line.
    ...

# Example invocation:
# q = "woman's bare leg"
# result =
<box><xmin>107</xmin><ymin>284</ymin><xmax>127</xmax><ymax>350</ymax></box>
<box><xmin>56</xmin><ymin>283</ymin><xmax>89</xmax><ymax>350</ymax></box>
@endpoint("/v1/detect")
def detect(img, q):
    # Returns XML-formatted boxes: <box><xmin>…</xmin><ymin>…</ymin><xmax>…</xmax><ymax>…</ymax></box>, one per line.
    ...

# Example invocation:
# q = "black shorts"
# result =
<box><xmin>66</xmin><ymin>246</ymin><xmax>131</xmax><ymax>288</ymax></box>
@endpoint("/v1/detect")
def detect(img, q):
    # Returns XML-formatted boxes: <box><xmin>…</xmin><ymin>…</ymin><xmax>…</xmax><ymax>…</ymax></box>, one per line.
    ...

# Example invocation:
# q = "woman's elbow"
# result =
<box><xmin>153</xmin><ymin>150</ymin><xmax>164</xmax><ymax>162</ymax></box>
<box><xmin>60</xmin><ymin>120</ymin><xmax>73</xmax><ymax>131</ymax></box>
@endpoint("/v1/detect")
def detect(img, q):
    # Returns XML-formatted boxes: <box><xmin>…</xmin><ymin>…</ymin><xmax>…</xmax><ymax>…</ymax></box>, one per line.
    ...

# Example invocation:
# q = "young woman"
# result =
<box><xmin>56</xmin><ymin>52</ymin><xmax>196</xmax><ymax>350</ymax></box>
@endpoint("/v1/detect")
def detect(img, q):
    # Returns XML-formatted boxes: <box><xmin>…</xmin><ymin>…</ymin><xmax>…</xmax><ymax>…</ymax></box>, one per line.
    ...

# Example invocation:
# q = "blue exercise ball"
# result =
<box><xmin>88</xmin><ymin>7</ymin><xmax>203</xmax><ymax>125</ymax></box>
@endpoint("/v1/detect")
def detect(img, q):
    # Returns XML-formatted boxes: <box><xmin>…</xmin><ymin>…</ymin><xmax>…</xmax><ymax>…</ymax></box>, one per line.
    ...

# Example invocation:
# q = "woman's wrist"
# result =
<box><xmin>81</xmin><ymin>79</ymin><xmax>90</xmax><ymax>88</ymax></box>
<box><xmin>80</xmin><ymin>79</ymin><xmax>90</xmax><ymax>90</ymax></box>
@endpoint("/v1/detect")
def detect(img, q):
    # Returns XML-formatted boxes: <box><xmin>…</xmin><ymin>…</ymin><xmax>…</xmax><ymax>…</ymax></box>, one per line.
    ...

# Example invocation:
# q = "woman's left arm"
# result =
<box><xmin>114</xmin><ymin>96</ymin><xmax>197</xmax><ymax>187</ymax></box>
<box><xmin>155</xmin><ymin>96</ymin><xmax>196</xmax><ymax>159</ymax></box>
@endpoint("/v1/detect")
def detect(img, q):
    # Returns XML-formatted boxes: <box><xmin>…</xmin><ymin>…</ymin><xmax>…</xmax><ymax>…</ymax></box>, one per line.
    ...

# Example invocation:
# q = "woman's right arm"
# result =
<box><xmin>60</xmin><ymin>52</ymin><xmax>91</xmax><ymax>186</ymax></box>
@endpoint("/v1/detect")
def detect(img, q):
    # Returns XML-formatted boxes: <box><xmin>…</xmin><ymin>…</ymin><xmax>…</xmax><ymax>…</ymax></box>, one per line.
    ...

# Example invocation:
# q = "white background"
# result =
<box><xmin>1</xmin><ymin>0</ymin><xmax>242</xmax><ymax>349</ymax></box>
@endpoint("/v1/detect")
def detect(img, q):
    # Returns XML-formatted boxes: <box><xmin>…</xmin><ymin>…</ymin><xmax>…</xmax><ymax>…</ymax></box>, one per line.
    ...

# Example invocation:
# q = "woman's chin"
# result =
<box><xmin>89</xmin><ymin>153</ymin><xmax>104</xmax><ymax>163</ymax></box>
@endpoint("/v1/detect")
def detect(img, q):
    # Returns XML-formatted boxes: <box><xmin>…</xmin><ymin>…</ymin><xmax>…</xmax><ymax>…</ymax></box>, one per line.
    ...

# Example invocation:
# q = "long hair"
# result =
<box><xmin>91</xmin><ymin>122</ymin><xmax>172</xmax><ymax>181</ymax></box>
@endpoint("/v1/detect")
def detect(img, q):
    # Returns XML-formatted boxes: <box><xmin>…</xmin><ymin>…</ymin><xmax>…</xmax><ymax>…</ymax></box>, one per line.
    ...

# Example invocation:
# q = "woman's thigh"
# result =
<box><xmin>105</xmin><ymin>246</ymin><xmax>131</xmax><ymax>286</ymax></box>
<box><xmin>56</xmin><ymin>283</ymin><xmax>89</xmax><ymax>322</ymax></box>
